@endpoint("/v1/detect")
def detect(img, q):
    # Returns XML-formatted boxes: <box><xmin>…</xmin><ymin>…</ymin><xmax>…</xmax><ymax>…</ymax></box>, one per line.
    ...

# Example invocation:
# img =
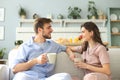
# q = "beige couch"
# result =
<box><xmin>0</xmin><ymin>48</ymin><xmax>120</xmax><ymax>80</ymax></box>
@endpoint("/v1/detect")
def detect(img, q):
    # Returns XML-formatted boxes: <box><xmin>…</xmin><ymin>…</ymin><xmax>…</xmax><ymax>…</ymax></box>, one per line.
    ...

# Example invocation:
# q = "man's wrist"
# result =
<box><xmin>27</xmin><ymin>58</ymin><xmax>37</xmax><ymax>66</ymax></box>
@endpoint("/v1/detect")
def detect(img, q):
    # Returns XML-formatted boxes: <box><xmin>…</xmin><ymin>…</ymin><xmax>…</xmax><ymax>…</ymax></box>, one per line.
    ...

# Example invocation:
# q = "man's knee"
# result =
<box><xmin>46</xmin><ymin>73</ymin><xmax>72</xmax><ymax>80</ymax></box>
<box><xmin>13</xmin><ymin>72</ymin><xmax>38</xmax><ymax>80</ymax></box>
<box><xmin>61</xmin><ymin>73</ymin><xmax>72</xmax><ymax>80</ymax></box>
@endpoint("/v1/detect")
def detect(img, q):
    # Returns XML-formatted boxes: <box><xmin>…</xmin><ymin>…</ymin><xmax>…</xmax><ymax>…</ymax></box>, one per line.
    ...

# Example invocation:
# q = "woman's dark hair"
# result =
<box><xmin>34</xmin><ymin>18</ymin><xmax>52</xmax><ymax>34</ymax></box>
<box><xmin>14</xmin><ymin>40</ymin><xmax>23</xmax><ymax>46</ymax></box>
<box><xmin>81</xmin><ymin>22</ymin><xmax>108</xmax><ymax>53</ymax></box>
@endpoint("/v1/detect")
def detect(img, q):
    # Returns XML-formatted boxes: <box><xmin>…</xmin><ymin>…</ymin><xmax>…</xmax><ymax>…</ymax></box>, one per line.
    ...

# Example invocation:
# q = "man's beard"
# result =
<box><xmin>42</xmin><ymin>30</ymin><xmax>52</xmax><ymax>39</ymax></box>
<box><xmin>43</xmin><ymin>35</ymin><xmax>51</xmax><ymax>39</ymax></box>
<box><xmin>42</xmin><ymin>34</ymin><xmax>51</xmax><ymax>39</ymax></box>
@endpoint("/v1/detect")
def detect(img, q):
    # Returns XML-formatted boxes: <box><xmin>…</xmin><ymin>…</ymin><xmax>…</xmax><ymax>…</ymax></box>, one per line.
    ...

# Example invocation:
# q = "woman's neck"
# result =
<box><xmin>88</xmin><ymin>40</ymin><xmax>97</xmax><ymax>48</ymax></box>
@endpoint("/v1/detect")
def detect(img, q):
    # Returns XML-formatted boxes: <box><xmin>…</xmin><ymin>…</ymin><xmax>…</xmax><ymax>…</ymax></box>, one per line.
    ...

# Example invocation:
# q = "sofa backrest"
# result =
<box><xmin>109</xmin><ymin>48</ymin><xmax>120</xmax><ymax>80</ymax></box>
<box><xmin>54</xmin><ymin>52</ymin><xmax>84</xmax><ymax>79</ymax></box>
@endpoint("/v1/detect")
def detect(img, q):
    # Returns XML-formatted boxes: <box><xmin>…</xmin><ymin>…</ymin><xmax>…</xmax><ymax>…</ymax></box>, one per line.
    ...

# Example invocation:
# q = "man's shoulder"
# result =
<box><xmin>46</xmin><ymin>39</ymin><xmax>55</xmax><ymax>43</ymax></box>
<box><xmin>20</xmin><ymin>39</ymin><xmax>33</xmax><ymax>47</ymax></box>
<box><xmin>46</xmin><ymin>39</ymin><xmax>61</xmax><ymax>46</ymax></box>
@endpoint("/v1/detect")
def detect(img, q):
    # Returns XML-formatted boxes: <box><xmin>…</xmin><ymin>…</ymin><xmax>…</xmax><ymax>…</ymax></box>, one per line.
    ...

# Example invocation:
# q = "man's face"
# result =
<box><xmin>42</xmin><ymin>23</ymin><xmax>53</xmax><ymax>39</ymax></box>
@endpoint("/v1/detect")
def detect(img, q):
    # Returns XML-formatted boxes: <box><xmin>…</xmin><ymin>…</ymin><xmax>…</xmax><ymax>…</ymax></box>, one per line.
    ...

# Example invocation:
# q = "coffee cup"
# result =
<box><xmin>47</xmin><ymin>53</ymin><xmax>56</xmax><ymax>64</ymax></box>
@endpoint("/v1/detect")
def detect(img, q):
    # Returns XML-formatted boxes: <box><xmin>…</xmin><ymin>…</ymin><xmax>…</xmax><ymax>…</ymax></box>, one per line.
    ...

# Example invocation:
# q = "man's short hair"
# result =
<box><xmin>34</xmin><ymin>18</ymin><xmax>52</xmax><ymax>34</ymax></box>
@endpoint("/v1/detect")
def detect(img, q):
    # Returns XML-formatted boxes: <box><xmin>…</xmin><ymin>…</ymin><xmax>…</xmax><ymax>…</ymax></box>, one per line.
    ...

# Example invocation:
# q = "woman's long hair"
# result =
<box><xmin>81</xmin><ymin>22</ymin><xmax>108</xmax><ymax>54</ymax></box>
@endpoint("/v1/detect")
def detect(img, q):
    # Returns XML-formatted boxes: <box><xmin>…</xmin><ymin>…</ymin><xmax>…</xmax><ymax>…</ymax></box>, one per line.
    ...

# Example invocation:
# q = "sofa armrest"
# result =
<box><xmin>0</xmin><ymin>65</ymin><xmax>9</xmax><ymax>80</ymax></box>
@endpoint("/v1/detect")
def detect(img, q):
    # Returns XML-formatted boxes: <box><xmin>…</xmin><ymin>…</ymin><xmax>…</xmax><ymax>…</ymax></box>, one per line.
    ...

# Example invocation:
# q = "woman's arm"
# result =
<box><xmin>75</xmin><ymin>62</ymin><xmax>111</xmax><ymax>75</ymax></box>
<box><xmin>86</xmin><ymin>63</ymin><xmax>111</xmax><ymax>75</ymax></box>
<box><xmin>74</xmin><ymin>45</ymin><xmax>111</xmax><ymax>75</ymax></box>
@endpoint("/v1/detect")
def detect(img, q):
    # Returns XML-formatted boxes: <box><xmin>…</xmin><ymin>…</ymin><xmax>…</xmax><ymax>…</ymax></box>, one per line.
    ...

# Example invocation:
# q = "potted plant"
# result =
<box><xmin>19</xmin><ymin>6</ymin><xmax>27</xmax><ymax>19</ymax></box>
<box><xmin>0</xmin><ymin>48</ymin><xmax>6</xmax><ymax>59</ymax></box>
<box><xmin>15</xmin><ymin>40</ymin><xmax>23</xmax><ymax>46</ymax></box>
<box><xmin>68</xmin><ymin>6</ymin><xmax>81</xmax><ymax>19</ymax></box>
<box><xmin>87</xmin><ymin>1</ymin><xmax>98</xmax><ymax>19</ymax></box>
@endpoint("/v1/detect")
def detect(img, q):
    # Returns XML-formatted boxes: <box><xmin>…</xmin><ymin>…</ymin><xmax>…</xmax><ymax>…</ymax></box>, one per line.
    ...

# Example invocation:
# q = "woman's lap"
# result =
<box><xmin>84</xmin><ymin>72</ymin><xmax>109</xmax><ymax>80</ymax></box>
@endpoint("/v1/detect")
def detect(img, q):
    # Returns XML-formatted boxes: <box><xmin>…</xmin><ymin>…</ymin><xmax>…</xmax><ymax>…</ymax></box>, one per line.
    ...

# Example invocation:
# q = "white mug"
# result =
<box><xmin>47</xmin><ymin>53</ymin><xmax>56</xmax><ymax>64</ymax></box>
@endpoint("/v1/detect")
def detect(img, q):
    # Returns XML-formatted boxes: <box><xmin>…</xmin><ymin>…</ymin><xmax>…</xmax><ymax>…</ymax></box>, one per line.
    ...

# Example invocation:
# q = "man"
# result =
<box><xmin>12</xmin><ymin>18</ymin><xmax>74</xmax><ymax>80</ymax></box>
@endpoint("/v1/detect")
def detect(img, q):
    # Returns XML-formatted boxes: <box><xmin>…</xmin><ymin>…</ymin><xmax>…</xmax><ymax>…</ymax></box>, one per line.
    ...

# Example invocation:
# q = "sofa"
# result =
<box><xmin>0</xmin><ymin>48</ymin><xmax>120</xmax><ymax>80</ymax></box>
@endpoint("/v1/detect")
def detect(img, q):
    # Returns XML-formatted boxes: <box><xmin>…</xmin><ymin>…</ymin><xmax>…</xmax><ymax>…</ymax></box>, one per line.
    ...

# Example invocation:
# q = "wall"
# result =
<box><xmin>0</xmin><ymin>0</ymin><xmax>120</xmax><ymax>58</ymax></box>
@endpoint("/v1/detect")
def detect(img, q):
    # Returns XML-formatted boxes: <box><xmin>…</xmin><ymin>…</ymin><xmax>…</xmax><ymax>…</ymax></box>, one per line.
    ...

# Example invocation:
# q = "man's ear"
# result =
<box><xmin>38</xmin><ymin>27</ymin><xmax>42</xmax><ymax>32</ymax></box>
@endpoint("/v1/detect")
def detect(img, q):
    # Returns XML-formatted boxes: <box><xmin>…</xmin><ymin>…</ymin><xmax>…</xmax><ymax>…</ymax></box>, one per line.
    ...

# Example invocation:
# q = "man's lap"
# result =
<box><xmin>13</xmin><ymin>72</ymin><xmax>72</xmax><ymax>80</ymax></box>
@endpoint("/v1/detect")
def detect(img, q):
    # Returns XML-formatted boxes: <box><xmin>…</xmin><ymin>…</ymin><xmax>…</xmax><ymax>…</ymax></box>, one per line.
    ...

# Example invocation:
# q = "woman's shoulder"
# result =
<box><xmin>94</xmin><ymin>43</ymin><xmax>107</xmax><ymax>52</ymax></box>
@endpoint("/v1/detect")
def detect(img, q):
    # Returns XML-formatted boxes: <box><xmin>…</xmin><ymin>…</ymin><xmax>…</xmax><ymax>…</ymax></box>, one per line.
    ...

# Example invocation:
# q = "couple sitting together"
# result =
<box><xmin>9</xmin><ymin>18</ymin><xmax>111</xmax><ymax>80</ymax></box>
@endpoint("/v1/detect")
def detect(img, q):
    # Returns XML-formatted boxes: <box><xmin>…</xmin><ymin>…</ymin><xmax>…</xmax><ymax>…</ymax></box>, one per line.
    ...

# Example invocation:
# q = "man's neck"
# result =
<box><xmin>34</xmin><ymin>35</ymin><xmax>46</xmax><ymax>43</ymax></box>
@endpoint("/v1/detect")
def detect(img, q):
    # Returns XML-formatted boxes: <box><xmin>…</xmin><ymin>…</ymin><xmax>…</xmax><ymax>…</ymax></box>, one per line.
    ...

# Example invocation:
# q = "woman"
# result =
<box><xmin>71</xmin><ymin>22</ymin><xmax>111</xmax><ymax>80</ymax></box>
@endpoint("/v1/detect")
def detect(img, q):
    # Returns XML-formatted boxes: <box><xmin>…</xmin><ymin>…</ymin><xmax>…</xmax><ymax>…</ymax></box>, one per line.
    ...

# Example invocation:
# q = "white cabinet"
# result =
<box><xmin>17</xmin><ymin>19</ymin><xmax>107</xmax><ymax>43</ymax></box>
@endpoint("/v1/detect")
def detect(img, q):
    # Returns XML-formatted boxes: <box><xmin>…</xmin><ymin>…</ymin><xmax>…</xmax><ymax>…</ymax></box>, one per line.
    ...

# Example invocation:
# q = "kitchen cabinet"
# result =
<box><xmin>108</xmin><ymin>8</ymin><xmax>120</xmax><ymax>47</ymax></box>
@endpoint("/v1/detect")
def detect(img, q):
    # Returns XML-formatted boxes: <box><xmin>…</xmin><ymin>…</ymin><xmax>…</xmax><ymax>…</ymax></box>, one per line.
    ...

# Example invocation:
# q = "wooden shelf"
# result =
<box><xmin>111</xmin><ymin>20</ymin><xmax>120</xmax><ymax>22</ymax></box>
<box><xmin>20</xmin><ymin>19</ymin><xmax>63</xmax><ymax>23</ymax></box>
<box><xmin>0</xmin><ymin>59</ymin><xmax>7</xmax><ymax>64</ymax></box>
<box><xmin>64</xmin><ymin>19</ymin><xmax>107</xmax><ymax>27</ymax></box>
<box><xmin>109</xmin><ymin>46</ymin><xmax>120</xmax><ymax>48</ymax></box>
<box><xmin>57</xmin><ymin>42</ymin><xmax>108</xmax><ymax>46</ymax></box>
<box><xmin>111</xmin><ymin>33</ymin><xmax>120</xmax><ymax>35</ymax></box>
<box><xmin>19</xmin><ymin>19</ymin><xmax>107</xmax><ymax>27</ymax></box>
<box><xmin>20</xmin><ymin>19</ymin><xmax>63</xmax><ymax>27</ymax></box>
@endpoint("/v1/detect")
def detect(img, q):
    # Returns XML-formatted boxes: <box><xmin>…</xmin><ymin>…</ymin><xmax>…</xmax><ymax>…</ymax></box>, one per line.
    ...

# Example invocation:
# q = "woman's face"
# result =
<box><xmin>81</xmin><ymin>27</ymin><xmax>93</xmax><ymax>41</ymax></box>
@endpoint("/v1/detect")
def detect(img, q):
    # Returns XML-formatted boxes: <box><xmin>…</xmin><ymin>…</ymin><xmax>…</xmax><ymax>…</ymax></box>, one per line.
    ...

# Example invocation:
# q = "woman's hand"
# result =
<box><xmin>74</xmin><ymin>61</ymin><xmax>88</xmax><ymax>69</ymax></box>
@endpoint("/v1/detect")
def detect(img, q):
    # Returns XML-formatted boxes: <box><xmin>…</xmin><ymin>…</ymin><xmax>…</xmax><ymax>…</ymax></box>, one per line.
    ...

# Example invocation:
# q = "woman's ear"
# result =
<box><xmin>90</xmin><ymin>31</ymin><xmax>94</xmax><ymax>37</ymax></box>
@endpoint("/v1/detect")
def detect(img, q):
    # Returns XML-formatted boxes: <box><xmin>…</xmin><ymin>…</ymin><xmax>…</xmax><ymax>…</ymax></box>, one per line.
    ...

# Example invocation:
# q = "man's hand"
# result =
<box><xmin>37</xmin><ymin>54</ymin><xmax>48</xmax><ymax>64</ymax></box>
<box><xmin>68</xmin><ymin>52</ymin><xmax>75</xmax><ymax>61</ymax></box>
<box><xmin>66</xmin><ymin>47</ymin><xmax>76</xmax><ymax>61</ymax></box>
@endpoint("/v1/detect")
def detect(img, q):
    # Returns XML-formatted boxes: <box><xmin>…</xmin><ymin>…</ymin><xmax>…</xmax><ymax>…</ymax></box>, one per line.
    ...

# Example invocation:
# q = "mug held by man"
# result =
<box><xmin>47</xmin><ymin>53</ymin><xmax>57</xmax><ymax>64</ymax></box>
